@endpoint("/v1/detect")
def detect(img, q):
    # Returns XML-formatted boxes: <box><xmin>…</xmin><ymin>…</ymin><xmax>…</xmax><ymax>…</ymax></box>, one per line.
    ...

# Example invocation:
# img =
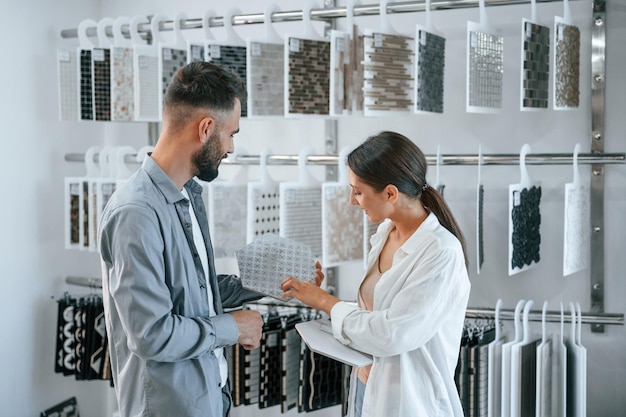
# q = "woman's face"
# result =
<box><xmin>348</xmin><ymin>168</ymin><xmax>390</xmax><ymax>223</ymax></box>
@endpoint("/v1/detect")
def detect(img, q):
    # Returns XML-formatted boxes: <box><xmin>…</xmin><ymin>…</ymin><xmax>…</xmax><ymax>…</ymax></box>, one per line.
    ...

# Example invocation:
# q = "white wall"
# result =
<box><xmin>1</xmin><ymin>0</ymin><xmax>624</xmax><ymax>416</ymax></box>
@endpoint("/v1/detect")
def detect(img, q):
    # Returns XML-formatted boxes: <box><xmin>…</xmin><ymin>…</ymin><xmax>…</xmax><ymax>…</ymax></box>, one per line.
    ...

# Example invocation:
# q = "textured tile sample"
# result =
<box><xmin>57</xmin><ymin>49</ymin><xmax>78</xmax><ymax>121</ymax></box>
<box><xmin>236</xmin><ymin>233</ymin><xmax>316</xmax><ymax>301</ymax></box>
<box><xmin>287</xmin><ymin>37</ymin><xmax>331</xmax><ymax>116</ymax></box>
<box><xmin>135</xmin><ymin>53</ymin><xmax>159</xmax><ymax>121</ymax></box>
<box><xmin>207</xmin><ymin>44</ymin><xmax>247</xmax><ymax>117</ymax></box>
<box><xmin>111</xmin><ymin>47</ymin><xmax>134</xmax><ymax>121</ymax></box>
<box><xmin>248</xmin><ymin>41</ymin><xmax>284</xmax><ymax>117</ymax></box>
<box><xmin>188</xmin><ymin>43</ymin><xmax>205</xmax><ymax>63</ymax></box>
<box><xmin>510</xmin><ymin>186</ymin><xmax>542</xmax><ymax>271</ymax></box>
<box><xmin>415</xmin><ymin>29</ymin><xmax>445</xmax><ymax>113</ymax></box>
<box><xmin>322</xmin><ymin>184</ymin><xmax>363</xmax><ymax>266</ymax></box>
<box><xmin>521</xmin><ymin>21</ymin><xmax>550</xmax><ymax>109</ymax></box>
<box><xmin>563</xmin><ymin>184</ymin><xmax>589</xmax><ymax>275</ymax></box>
<box><xmin>468</xmin><ymin>31</ymin><xmax>504</xmax><ymax>110</ymax></box>
<box><xmin>92</xmin><ymin>48</ymin><xmax>111</xmax><ymax>121</ymax></box>
<box><xmin>363</xmin><ymin>32</ymin><xmax>414</xmax><ymax>114</ymax></box>
<box><xmin>279</xmin><ymin>184</ymin><xmax>323</xmax><ymax>259</ymax></box>
<box><xmin>247</xmin><ymin>182</ymin><xmax>280</xmax><ymax>242</ymax></box>
<box><xmin>330</xmin><ymin>31</ymin><xmax>348</xmax><ymax>115</ymax></box>
<box><xmin>79</xmin><ymin>49</ymin><xmax>93</xmax><ymax>120</ymax></box>
<box><xmin>208</xmin><ymin>182</ymin><xmax>248</xmax><ymax>259</ymax></box>
<box><xmin>554</xmin><ymin>22</ymin><xmax>580</xmax><ymax>108</ymax></box>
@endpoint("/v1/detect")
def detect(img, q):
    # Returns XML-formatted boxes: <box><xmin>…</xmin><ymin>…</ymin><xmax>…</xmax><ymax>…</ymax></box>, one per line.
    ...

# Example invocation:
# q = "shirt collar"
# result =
<box><xmin>142</xmin><ymin>156</ymin><xmax>203</xmax><ymax>204</ymax></box>
<box><xmin>371</xmin><ymin>212</ymin><xmax>439</xmax><ymax>255</ymax></box>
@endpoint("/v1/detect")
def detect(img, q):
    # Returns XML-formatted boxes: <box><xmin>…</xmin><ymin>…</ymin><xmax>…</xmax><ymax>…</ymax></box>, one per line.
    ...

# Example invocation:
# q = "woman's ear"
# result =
<box><xmin>385</xmin><ymin>184</ymin><xmax>399</xmax><ymax>203</ymax></box>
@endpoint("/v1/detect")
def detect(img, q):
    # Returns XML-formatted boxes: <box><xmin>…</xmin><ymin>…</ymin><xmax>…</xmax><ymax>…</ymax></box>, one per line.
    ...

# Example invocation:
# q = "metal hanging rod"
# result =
<box><xmin>60</xmin><ymin>0</ymin><xmax>572</xmax><ymax>39</ymax></box>
<box><xmin>64</xmin><ymin>152</ymin><xmax>626</xmax><ymax>166</ymax></box>
<box><xmin>66</xmin><ymin>276</ymin><xmax>102</xmax><ymax>289</ymax></box>
<box><xmin>466</xmin><ymin>306</ymin><xmax>624</xmax><ymax>326</ymax></box>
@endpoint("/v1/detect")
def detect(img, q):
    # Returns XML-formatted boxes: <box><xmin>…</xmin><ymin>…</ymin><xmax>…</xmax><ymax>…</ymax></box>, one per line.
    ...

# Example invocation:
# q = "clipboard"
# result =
<box><xmin>295</xmin><ymin>318</ymin><xmax>373</xmax><ymax>367</ymax></box>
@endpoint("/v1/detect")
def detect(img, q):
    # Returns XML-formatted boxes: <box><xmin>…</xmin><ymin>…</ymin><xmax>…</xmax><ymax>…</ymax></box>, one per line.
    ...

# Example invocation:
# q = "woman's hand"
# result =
<box><xmin>281</xmin><ymin>273</ymin><xmax>340</xmax><ymax>315</ymax></box>
<box><xmin>314</xmin><ymin>261</ymin><xmax>324</xmax><ymax>287</ymax></box>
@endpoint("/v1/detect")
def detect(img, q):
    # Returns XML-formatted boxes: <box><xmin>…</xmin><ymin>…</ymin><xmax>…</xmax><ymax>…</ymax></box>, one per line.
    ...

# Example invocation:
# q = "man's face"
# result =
<box><xmin>193</xmin><ymin>100</ymin><xmax>240</xmax><ymax>182</ymax></box>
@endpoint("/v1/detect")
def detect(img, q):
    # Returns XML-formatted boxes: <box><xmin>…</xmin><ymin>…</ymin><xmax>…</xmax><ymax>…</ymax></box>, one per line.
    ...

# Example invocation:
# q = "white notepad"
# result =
<box><xmin>296</xmin><ymin>318</ymin><xmax>372</xmax><ymax>367</ymax></box>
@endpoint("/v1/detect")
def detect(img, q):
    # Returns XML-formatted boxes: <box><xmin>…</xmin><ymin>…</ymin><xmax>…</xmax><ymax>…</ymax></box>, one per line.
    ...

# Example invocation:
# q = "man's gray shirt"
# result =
<box><xmin>99</xmin><ymin>156</ymin><xmax>258</xmax><ymax>417</ymax></box>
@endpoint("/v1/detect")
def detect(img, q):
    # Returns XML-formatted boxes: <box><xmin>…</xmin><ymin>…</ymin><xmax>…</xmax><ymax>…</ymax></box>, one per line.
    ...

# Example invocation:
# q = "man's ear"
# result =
<box><xmin>198</xmin><ymin>116</ymin><xmax>215</xmax><ymax>143</ymax></box>
<box><xmin>385</xmin><ymin>184</ymin><xmax>399</xmax><ymax>204</ymax></box>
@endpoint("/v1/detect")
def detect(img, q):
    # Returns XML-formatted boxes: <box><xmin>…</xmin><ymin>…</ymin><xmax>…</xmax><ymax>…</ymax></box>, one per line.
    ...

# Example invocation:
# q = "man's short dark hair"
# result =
<box><xmin>163</xmin><ymin>61</ymin><xmax>247</xmax><ymax>128</ymax></box>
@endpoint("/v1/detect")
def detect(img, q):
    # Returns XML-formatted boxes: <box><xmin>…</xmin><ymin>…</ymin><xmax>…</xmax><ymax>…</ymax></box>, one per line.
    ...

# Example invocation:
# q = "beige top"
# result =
<box><xmin>357</xmin><ymin>260</ymin><xmax>384</xmax><ymax>384</ymax></box>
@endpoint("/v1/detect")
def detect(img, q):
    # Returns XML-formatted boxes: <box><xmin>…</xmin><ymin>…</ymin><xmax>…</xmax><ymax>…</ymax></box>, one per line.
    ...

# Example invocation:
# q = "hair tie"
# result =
<box><xmin>422</xmin><ymin>182</ymin><xmax>429</xmax><ymax>191</ymax></box>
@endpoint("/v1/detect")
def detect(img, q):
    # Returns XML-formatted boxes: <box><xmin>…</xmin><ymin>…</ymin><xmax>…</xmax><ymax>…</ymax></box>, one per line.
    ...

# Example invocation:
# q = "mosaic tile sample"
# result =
<box><xmin>259</xmin><ymin>316</ymin><xmax>282</xmax><ymax>408</ymax></box>
<box><xmin>554</xmin><ymin>22</ymin><xmax>580</xmax><ymax>108</ymax></box>
<box><xmin>415</xmin><ymin>29</ymin><xmax>445</xmax><ymax>113</ymax></box>
<box><xmin>111</xmin><ymin>47</ymin><xmax>134</xmax><ymax>121</ymax></box>
<box><xmin>477</xmin><ymin>184</ymin><xmax>485</xmax><ymax>272</ymax></box>
<box><xmin>135</xmin><ymin>54</ymin><xmax>159</xmax><ymax>121</ymax></box>
<box><xmin>79</xmin><ymin>49</ymin><xmax>93</xmax><ymax>120</ymax></box>
<box><xmin>92</xmin><ymin>48</ymin><xmax>111</xmax><ymax>121</ymax></box>
<box><xmin>563</xmin><ymin>184</ymin><xmax>589</xmax><ymax>275</ymax></box>
<box><xmin>351</xmin><ymin>30</ymin><xmax>365</xmax><ymax>112</ymax></box>
<box><xmin>248</xmin><ymin>41</ymin><xmax>284</xmax><ymax>117</ymax></box>
<box><xmin>57</xmin><ymin>49</ymin><xmax>78</xmax><ymax>121</ymax></box>
<box><xmin>279</xmin><ymin>185</ymin><xmax>323</xmax><ymax>259</ymax></box>
<box><xmin>188</xmin><ymin>43</ymin><xmax>205</xmax><ymax>63</ymax></box>
<box><xmin>236</xmin><ymin>233</ymin><xmax>316</xmax><ymax>301</ymax></box>
<box><xmin>208</xmin><ymin>182</ymin><xmax>248</xmax><ymax>259</ymax></box>
<box><xmin>247</xmin><ymin>182</ymin><xmax>280</xmax><ymax>242</ymax></box>
<box><xmin>510</xmin><ymin>186</ymin><xmax>542</xmax><ymax>271</ymax></box>
<box><xmin>160</xmin><ymin>47</ymin><xmax>187</xmax><ymax>105</ymax></box>
<box><xmin>468</xmin><ymin>31</ymin><xmax>504</xmax><ymax>110</ymax></box>
<box><xmin>521</xmin><ymin>21</ymin><xmax>550</xmax><ymax>109</ymax></box>
<box><xmin>322</xmin><ymin>184</ymin><xmax>363</xmax><ymax>266</ymax></box>
<box><xmin>207</xmin><ymin>44</ymin><xmax>247</xmax><ymax>117</ymax></box>
<box><xmin>363</xmin><ymin>32</ymin><xmax>414</xmax><ymax>114</ymax></box>
<box><xmin>287</xmin><ymin>37</ymin><xmax>331</xmax><ymax>115</ymax></box>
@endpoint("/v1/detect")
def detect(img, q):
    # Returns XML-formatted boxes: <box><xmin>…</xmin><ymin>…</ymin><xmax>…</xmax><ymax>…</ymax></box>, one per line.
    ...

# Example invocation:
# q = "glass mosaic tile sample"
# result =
<box><xmin>207</xmin><ymin>44</ymin><xmax>247</xmax><ymax>117</ymax></box>
<box><xmin>57</xmin><ymin>49</ymin><xmax>78</xmax><ymax>121</ymax></box>
<box><xmin>188</xmin><ymin>43</ymin><xmax>205</xmax><ymax>63</ymax></box>
<box><xmin>563</xmin><ymin>184</ymin><xmax>589</xmax><ymax>275</ymax></box>
<box><xmin>160</xmin><ymin>47</ymin><xmax>187</xmax><ymax>107</ymax></box>
<box><xmin>247</xmin><ymin>41</ymin><xmax>284</xmax><ymax>117</ymax></box>
<box><xmin>111</xmin><ymin>47</ymin><xmax>134</xmax><ymax>121</ymax></box>
<box><xmin>259</xmin><ymin>316</ymin><xmax>282</xmax><ymax>408</ymax></box>
<box><xmin>286</xmin><ymin>37</ymin><xmax>331</xmax><ymax>116</ymax></box>
<box><xmin>135</xmin><ymin>53</ymin><xmax>159</xmax><ymax>121</ymax></box>
<box><xmin>554</xmin><ymin>21</ymin><xmax>580</xmax><ymax>109</ymax></box>
<box><xmin>351</xmin><ymin>29</ymin><xmax>365</xmax><ymax>112</ymax></box>
<box><xmin>279</xmin><ymin>184</ymin><xmax>323</xmax><ymax>259</ymax></box>
<box><xmin>415</xmin><ymin>29</ymin><xmax>445</xmax><ymax>113</ymax></box>
<box><xmin>235</xmin><ymin>233</ymin><xmax>316</xmax><ymax>301</ymax></box>
<box><xmin>322</xmin><ymin>183</ymin><xmax>363</xmax><ymax>266</ymax></box>
<box><xmin>330</xmin><ymin>30</ymin><xmax>348</xmax><ymax>116</ymax></box>
<box><xmin>468</xmin><ymin>30</ymin><xmax>504</xmax><ymax>111</ymax></box>
<box><xmin>208</xmin><ymin>182</ymin><xmax>248</xmax><ymax>259</ymax></box>
<box><xmin>92</xmin><ymin>48</ymin><xmax>111</xmax><ymax>121</ymax></box>
<box><xmin>521</xmin><ymin>21</ymin><xmax>550</xmax><ymax>109</ymax></box>
<box><xmin>247</xmin><ymin>182</ymin><xmax>280</xmax><ymax>243</ymax></box>
<box><xmin>363</xmin><ymin>32</ymin><xmax>414</xmax><ymax>114</ymax></box>
<box><xmin>477</xmin><ymin>184</ymin><xmax>485</xmax><ymax>273</ymax></box>
<box><xmin>79</xmin><ymin>49</ymin><xmax>93</xmax><ymax>120</ymax></box>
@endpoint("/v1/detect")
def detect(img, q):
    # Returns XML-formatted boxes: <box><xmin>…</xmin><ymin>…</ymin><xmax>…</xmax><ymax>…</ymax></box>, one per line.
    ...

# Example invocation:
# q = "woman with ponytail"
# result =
<box><xmin>282</xmin><ymin>131</ymin><xmax>470</xmax><ymax>417</ymax></box>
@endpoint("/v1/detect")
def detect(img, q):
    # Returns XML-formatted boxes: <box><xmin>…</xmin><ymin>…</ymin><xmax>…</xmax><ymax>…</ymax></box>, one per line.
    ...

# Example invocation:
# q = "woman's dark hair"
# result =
<box><xmin>347</xmin><ymin>131</ymin><xmax>468</xmax><ymax>267</ymax></box>
<box><xmin>163</xmin><ymin>61</ymin><xmax>247</xmax><ymax>128</ymax></box>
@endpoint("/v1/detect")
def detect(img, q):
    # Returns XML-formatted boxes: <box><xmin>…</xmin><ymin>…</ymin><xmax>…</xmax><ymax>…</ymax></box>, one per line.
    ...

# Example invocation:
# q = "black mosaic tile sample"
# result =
<box><xmin>93</xmin><ymin>48</ymin><xmax>111</xmax><ymax>121</ymax></box>
<box><xmin>522</xmin><ymin>21</ymin><xmax>550</xmax><ymax>109</ymax></box>
<box><xmin>208</xmin><ymin>44</ymin><xmax>248</xmax><ymax>117</ymax></box>
<box><xmin>79</xmin><ymin>49</ymin><xmax>93</xmax><ymax>120</ymax></box>
<box><xmin>416</xmin><ymin>30</ymin><xmax>445</xmax><ymax>113</ymax></box>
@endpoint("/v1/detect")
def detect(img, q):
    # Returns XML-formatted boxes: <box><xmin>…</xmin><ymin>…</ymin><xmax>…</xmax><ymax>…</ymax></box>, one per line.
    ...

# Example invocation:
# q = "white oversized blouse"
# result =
<box><xmin>330</xmin><ymin>213</ymin><xmax>471</xmax><ymax>417</ymax></box>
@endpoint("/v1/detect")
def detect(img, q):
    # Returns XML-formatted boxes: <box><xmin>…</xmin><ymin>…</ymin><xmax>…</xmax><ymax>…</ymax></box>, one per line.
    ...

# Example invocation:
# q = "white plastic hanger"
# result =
<box><xmin>501</xmin><ymin>299</ymin><xmax>526</xmax><ymax>417</ymax></box>
<box><xmin>135</xmin><ymin>145</ymin><xmax>154</xmax><ymax>163</ymax></box>
<box><xmin>302</xmin><ymin>0</ymin><xmax>323</xmax><ymax>40</ymax></box>
<box><xmin>222</xmin><ymin>7</ymin><xmax>245</xmax><ymax>46</ymax></box>
<box><xmin>78</xmin><ymin>19</ymin><xmax>97</xmax><ymax>49</ymax></box>
<box><xmin>84</xmin><ymin>146</ymin><xmax>101</xmax><ymax>179</ymax></box>
<box><xmin>379</xmin><ymin>0</ymin><xmax>396</xmax><ymax>34</ymax></box>
<box><xmin>262</xmin><ymin>4</ymin><xmax>282</xmax><ymax>44</ymax></box>
<box><xmin>336</xmin><ymin>147</ymin><xmax>352</xmax><ymax>186</ymax></box>
<box><xmin>96</xmin><ymin>18</ymin><xmax>114</xmax><ymax>48</ymax></box>
<box><xmin>115</xmin><ymin>146</ymin><xmax>137</xmax><ymax>181</ymax></box>
<box><xmin>519</xmin><ymin>143</ymin><xmax>533</xmax><ymax>189</ymax></box>
<box><xmin>172</xmin><ymin>12</ymin><xmax>189</xmax><ymax>50</ymax></box>
<box><xmin>113</xmin><ymin>16</ymin><xmax>132</xmax><ymax>48</ymax></box>
<box><xmin>297</xmin><ymin>147</ymin><xmax>320</xmax><ymax>187</ymax></box>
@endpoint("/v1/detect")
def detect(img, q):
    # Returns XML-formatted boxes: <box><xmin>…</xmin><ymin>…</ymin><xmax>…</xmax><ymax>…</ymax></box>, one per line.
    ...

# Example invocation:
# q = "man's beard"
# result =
<box><xmin>193</xmin><ymin>130</ymin><xmax>226</xmax><ymax>182</ymax></box>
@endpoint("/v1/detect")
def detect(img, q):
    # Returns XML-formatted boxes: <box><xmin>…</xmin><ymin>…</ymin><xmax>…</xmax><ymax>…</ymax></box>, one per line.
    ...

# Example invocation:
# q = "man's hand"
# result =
<box><xmin>230</xmin><ymin>310</ymin><xmax>263</xmax><ymax>350</ymax></box>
